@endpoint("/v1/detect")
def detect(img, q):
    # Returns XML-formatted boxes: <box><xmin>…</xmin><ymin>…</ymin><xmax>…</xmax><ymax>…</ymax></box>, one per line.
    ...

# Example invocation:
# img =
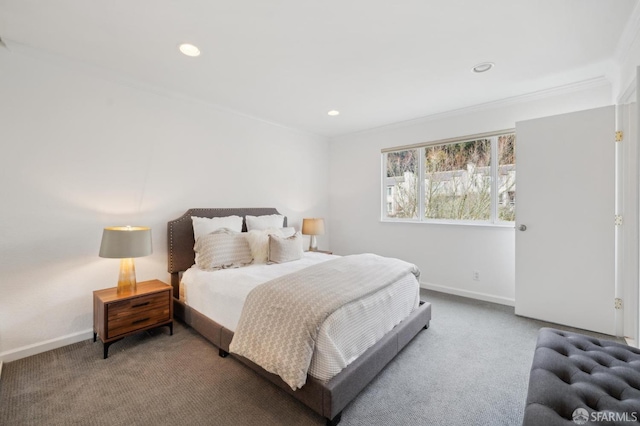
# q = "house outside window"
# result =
<box><xmin>382</xmin><ymin>130</ymin><xmax>515</xmax><ymax>224</ymax></box>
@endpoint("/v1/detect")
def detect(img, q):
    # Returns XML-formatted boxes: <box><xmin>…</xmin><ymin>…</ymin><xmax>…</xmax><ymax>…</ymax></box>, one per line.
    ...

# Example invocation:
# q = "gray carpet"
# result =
<box><xmin>0</xmin><ymin>290</ymin><xmax>624</xmax><ymax>426</ymax></box>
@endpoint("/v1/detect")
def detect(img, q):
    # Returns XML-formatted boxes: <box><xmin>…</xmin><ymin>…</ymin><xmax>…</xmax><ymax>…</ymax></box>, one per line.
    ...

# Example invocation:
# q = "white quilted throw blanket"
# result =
<box><xmin>229</xmin><ymin>253</ymin><xmax>420</xmax><ymax>390</ymax></box>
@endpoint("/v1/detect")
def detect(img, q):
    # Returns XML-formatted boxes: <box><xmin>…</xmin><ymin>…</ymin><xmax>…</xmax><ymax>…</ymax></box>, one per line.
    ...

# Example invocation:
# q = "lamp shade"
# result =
<box><xmin>99</xmin><ymin>226</ymin><xmax>153</xmax><ymax>259</ymax></box>
<box><xmin>301</xmin><ymin>218</ymin><xmax>325</xmax><ymax>236</ymax></box>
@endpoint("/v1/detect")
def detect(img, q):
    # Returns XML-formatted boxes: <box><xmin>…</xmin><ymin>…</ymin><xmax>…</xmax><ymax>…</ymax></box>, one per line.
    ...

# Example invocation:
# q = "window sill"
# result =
<box><xmin>380</xmin><ymin>219</ymin><xmax>515</xmax><ymax>229</ymax></box>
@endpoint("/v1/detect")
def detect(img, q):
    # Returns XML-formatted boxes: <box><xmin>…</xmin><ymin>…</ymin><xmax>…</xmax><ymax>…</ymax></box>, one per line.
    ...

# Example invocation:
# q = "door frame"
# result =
<box><xmin>617</xmin><ymin>70</ymin><xmax>639</xmax><ymax>346</ymax></box>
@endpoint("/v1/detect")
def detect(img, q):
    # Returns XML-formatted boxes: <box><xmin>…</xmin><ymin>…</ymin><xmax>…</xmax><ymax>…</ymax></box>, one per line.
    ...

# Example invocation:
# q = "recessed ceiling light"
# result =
<box><xmin>179</xmin><ymin>43</ymin><xmax>201</xmax><ymax>57</ymax></box>
<box><xmin>472</xmin><ymin>62</ymin><xmax>494</xmax><ymax>73</ymax></box>
<box><xmin>327</xmin><ymin>110</ymin><xmax>340</xmax><ymax>116</ymax></box>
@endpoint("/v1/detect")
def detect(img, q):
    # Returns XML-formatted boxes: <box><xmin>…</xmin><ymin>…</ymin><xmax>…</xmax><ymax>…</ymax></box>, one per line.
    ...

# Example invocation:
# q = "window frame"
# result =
<box><xmin>381</xmin><ymin>129</ymin><xmax>515</xmax><ymax>226</ymax></box>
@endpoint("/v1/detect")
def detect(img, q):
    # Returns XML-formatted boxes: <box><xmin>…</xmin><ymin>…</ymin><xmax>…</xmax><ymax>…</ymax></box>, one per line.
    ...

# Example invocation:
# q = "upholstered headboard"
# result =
<box><xmin>167</xmin><ymin>208</ymin><xmax>286</xmax><ymax>296</ymax></box>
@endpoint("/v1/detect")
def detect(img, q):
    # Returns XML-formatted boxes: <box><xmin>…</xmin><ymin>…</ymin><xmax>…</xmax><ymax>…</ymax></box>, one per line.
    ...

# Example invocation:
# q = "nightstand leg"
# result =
<box><xmin>103</xmin><ymin>338</ymin><xmax>123</xmax><ymax>359</ymax></box>
<box><xmin>93</xmin><ymin>332</ymin><xmax>97</xmax><ymax>342</ymax></box>
<box><xmin>169</xmin><ymin>322</ymin><xmax>173</xmax><ymax>336</ymax></box>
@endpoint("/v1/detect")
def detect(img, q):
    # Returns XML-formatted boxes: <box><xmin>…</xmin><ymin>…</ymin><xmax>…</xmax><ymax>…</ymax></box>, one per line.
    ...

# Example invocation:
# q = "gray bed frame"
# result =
<box><xmin>167</xmin><ymin>208</ymin><xmax>432</xmax><ymax>426</ymax></box>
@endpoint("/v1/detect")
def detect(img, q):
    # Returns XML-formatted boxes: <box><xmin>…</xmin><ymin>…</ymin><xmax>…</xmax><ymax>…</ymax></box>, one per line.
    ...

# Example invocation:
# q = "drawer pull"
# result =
<box><xmin>132</xmin><ymin>302</ymin><xmax>150</xmax><ymax>308</ymax></box>
<box><xmin>132</xmin><ymin>317</ymin><xmax>150</xmax><ymax>325</ymax></box>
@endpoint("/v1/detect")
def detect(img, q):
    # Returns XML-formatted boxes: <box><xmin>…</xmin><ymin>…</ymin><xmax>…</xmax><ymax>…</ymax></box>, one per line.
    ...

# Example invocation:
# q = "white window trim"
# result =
<box><xmin>381</xmin><ymin>129</ymin><xmax>515</xmax><ymax>226</ymax></box>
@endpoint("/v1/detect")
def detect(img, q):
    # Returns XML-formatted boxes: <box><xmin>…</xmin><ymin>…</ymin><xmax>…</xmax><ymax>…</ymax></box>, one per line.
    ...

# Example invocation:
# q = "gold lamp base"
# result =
<box><xmin>117</xmin><ymin>258</ymin><xmax>137</xmax><ymax>295</ymax></box>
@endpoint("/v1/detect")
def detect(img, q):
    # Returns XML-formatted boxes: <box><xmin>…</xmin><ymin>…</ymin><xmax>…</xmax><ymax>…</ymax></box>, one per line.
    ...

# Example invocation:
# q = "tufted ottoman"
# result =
<box><xmin>523</xmin><ymin>328</ymin><xmax>640</xmax><ymax>426</ymax></box>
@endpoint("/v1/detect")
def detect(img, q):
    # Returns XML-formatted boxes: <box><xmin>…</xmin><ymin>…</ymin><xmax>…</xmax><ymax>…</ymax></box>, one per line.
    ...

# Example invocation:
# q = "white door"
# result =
<box><xmin>515</xmin><ymin>106</ymin><xmax>615</xmax><ymax>335</ymax></box>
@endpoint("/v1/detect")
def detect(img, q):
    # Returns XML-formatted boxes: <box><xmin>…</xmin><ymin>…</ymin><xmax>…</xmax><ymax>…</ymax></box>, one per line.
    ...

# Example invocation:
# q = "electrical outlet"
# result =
<box><xmin>473</xmin><ymin>271</ymin><xmax>480</xmax><ymax>281</ymax></box>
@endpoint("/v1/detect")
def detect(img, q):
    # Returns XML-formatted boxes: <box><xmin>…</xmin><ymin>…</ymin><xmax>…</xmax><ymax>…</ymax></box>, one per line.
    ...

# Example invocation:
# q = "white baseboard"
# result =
<box><xmin>625</xmin><ymin>337</ymin><xmax>638</xmax><ymax>348</ymax></box>
<box><xmin>0</xmin><ymin>329</ymin><xmax>93</xmax><ymax>363</ymax></box>
<box><xmin>420</xmin><ymin>281</ymin><xmax>515</xmax><ymax>307</ymax></box>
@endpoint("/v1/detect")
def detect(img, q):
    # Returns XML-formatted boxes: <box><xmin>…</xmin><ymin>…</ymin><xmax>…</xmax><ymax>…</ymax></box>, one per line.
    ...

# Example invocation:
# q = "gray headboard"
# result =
<box><xmin>167</xmin><ymin>208</ymin><xmax>286</xmax><ymax>296</ymax></box>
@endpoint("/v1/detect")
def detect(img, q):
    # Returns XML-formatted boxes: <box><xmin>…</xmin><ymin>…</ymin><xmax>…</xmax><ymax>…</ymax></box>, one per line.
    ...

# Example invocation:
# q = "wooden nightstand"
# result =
<box><xmin>93</xmin><ymin>279</ymin><xmax>173</xmax><ymax>359</ymax></box>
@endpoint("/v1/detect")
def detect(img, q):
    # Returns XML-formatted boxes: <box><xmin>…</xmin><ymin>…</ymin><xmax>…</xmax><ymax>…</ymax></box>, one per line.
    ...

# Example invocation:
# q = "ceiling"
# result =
<box><xmin>0</xmin><ymin>0</ymin><xmax>637</xmax><ymax>137</ymax></box>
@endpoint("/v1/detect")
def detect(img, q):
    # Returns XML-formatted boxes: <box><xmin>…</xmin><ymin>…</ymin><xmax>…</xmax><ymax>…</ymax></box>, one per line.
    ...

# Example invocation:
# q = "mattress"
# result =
<box><xmin>180</xmin><ymin>252</ymin><xmax>420</xmax><ymax>382</ymax></box>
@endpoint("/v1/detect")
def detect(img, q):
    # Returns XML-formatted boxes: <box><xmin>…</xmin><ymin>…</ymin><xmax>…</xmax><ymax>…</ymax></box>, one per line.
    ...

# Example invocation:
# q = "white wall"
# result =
<box><xmin>328</xmin><ymin>81</ymin><xmax>613</xmax><ymax>305</ymax></box>
<box><xmin>0</xmin><ymin>49</ymin><xmax>330</xmax><ymax>361</ymax></box>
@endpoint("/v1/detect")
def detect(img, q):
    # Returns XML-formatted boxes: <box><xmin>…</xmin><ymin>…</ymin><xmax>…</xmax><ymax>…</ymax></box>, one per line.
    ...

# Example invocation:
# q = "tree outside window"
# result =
<box><xmin>385</xmin><ymin>149</ymin><xmax>418</xmax><ymax>219</ymax></box>
<box><xmin>383</xmin><ymin>132</ymin><xmax>515</xmax><ymax>224</ymax></box>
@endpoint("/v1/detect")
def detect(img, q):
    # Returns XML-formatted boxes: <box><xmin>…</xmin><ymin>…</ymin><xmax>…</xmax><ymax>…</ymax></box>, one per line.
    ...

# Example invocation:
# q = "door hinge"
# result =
<box><xmin>615</xmin><ymin>215</ymin><xmax>623</xmax><ymax>226</ymax></box>
<box><xmin>615</xmin><ymin>131</ymin><xmax>624</xmax><ymax>142</ymax></box>
<box><xmin>615</xmin><ymin>298</ymin><xmax>623</xmax><ymax>310</ymax></box>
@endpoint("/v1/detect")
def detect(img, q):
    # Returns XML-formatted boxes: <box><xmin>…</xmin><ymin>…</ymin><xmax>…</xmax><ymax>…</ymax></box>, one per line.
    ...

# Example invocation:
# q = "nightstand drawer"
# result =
<box><xmin>107</xmin><ymin>291</ymin><xmax>170</xmax><ymax>338</ymax></box>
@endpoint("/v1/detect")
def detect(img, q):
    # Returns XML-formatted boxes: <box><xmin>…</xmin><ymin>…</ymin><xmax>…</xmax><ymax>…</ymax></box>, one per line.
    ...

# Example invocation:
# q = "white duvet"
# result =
<box><xmin>180</xmin><ymin>252</ymin><xmax>419</xmax><ymax>382</ymax></box>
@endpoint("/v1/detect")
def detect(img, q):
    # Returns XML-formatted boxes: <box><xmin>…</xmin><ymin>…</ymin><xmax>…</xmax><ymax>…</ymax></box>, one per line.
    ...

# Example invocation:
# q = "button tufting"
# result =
<box><xmin>523</xmin><ymin>328</ymin><xmax>640</xmax><ymax>426</ymax></box>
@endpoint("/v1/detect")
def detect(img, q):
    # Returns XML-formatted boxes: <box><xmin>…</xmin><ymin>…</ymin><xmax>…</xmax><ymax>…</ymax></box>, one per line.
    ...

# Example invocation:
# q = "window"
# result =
<box><xmin>382</xmin><ymin>131</ymin><xmax>516</xmax><ymax>224</ymax></box>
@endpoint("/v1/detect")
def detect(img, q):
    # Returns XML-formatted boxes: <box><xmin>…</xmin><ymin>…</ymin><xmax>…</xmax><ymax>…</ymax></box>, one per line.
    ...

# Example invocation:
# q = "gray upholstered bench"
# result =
<box><xmin>523</xmin><ymin>328</ymin><xmax>640</xmax><ymax>426</ymax></box>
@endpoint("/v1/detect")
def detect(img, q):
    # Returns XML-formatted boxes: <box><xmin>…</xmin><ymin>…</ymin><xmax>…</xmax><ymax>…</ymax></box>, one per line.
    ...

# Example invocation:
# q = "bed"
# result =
<box><xmin>167</xmin><ymin>208</ymin><xmax>432</xmax><ymax>425</ymax></box>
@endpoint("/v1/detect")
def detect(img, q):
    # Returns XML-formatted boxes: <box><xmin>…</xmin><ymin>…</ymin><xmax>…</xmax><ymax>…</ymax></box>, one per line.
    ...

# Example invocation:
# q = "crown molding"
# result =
<box><xmin>1</xmin><ymin>39</ymin><xmax>323</xmax><ymax>140</ymax></box>
<box><xmin>614</xmin><ymin>2</ymin><xmax>640</xmax><ymax>66</ymax></box>
<box><xmin>618</xmin><ymin>78</ymin><xmax>637</xmax><ymax>105</ymax></box>
<box><xmin>1</xmin><ymin>37</ymin><xmax>617</xmax><ymax>142</ymax></box>
<box><xmin>613</xmin><ymin>3</ymin><xmax>640</xmax><ymax>104</ymax></box>
<box><xmin>342</xmin><ymin>76</ymin><xmax>611</xmax><ymax>139</ymax></box>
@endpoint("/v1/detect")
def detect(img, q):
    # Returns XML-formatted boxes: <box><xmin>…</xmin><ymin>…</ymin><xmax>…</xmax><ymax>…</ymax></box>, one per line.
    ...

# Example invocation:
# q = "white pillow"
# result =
<box><xmin>281</xmin><ymin>227</ymin><xmax>296</xmax><ymax>237</ymax></box>
<box><xmin>268</xmin><ymin>232</ymin><xmax>303</xmax><ymax>264</ymax></box>
<box><xmin>244</xmin><ymin>228</ymin><xmax>283</xmax><ymax>263</ymax></box>
<box><xmin>192</xmin><ymin>215</ymin><xmax>243</xmax><ymax>241</ymax></box>
<box><xmin>245</xmin><ymin>214</ymin><xmax>285</xmax><ymax>231</ymax></box>
<box><xmin>194</xmin><ymin>229</ymin><xmax>253</xmax><ymax>270</ymax></box>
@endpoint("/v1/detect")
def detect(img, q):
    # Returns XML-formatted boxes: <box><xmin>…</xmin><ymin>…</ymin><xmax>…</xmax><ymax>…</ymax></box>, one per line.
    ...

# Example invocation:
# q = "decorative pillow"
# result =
<box><xmin>192</xmin><ymin>215</ymin><xmax>243</xmax><ymax>241</ymax></box>
<box><xmin>268</xmin><ymin>232</ymin><xmax>303</xmax><ymax>264</ymax></box>
<box><xmin>245</xmin><ymin>228</ymin><xmax>283</xmax><ymax>264</ymax></box>
<box><xmin>245</xmin><ymin>214</ymin><xmax>285</xmax><ymax>231</ymax></box>
<box><xmin>194</xmin><ymin>228</ymin><xmax>253</xmax><ymax>271</ymax></box>
<box><xmin>281</xmin><ymin>227</ymin><xmax>296</xmax><ymax>237</ymax></box>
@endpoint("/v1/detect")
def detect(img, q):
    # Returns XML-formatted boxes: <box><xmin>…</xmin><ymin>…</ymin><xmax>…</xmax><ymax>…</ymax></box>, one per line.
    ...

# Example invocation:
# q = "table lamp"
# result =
<box><xmin>99</xmin><ymin>226</ymin><xmax>153</xmax><ymax>294</ymax></box>
<box><xmin>301</xmin><ymin>218</ymin><xmax>325</xmax><ymax>251</ymax></box>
